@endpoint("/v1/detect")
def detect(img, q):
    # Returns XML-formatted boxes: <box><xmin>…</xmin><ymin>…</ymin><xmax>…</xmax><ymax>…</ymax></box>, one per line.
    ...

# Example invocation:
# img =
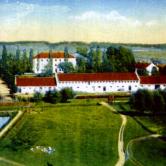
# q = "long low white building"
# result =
<box><xmin>15</xmin><ymin>73</ymin><xmax>166</xmax><ymax>94</ymax></box>
<box><xmin>16</xmin><ymin>77</ymin><xmax>56</xmax><ymax>94</ymax></box>
<box><xmin>56</xmin><ymin>73</ymin><xmax>139</xmax><ymax>93</ymax></box>
<box><xmin>15</xmin><ymin>72</ymin><xmax>139</xmax><ymax>94</ymax></box>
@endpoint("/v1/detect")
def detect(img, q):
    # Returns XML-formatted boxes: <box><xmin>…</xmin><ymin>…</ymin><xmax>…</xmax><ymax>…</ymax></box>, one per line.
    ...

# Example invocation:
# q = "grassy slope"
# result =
<box><xmin>131</xmin><ymin>137</ymin><xmax>166</xmax><ymax>166</ymax></box>
<box><xmin>115</xmin><ymin>103</ymin><xmax>166</xmax><ymax>166</ymax></box>
<box><xmin>0</xmin><ymin>99</ymin><xmax>121</xmax><ymax>166</ymax></box>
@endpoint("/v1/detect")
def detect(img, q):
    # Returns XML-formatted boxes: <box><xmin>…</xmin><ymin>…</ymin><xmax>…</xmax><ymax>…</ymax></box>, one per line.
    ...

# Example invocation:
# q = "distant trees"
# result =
<box><xmin>76</xmin><ymin>57</ymin><xmax>86</xmax><ymax>72</ymax></box>
<box><xmin>105</xmin><ymin>46</ymin><xmax>135</xmax><ymax>72</ymax></box>
<box><xmin>76</xmin><ymin>45</ymin><xmax>135</xmax><ymax>73</ymax></box>
<box><xmin>76</xmin><ymin>47</ymin><xmax>88</xmax><ymax>57</ymax></box>
<box><xmin>0</xmin><ymin>45</ymin><xmax>33</xmax><ymax>92</ymax></box>
<box><xmin>130</xmin><ymin>89</ymin><xmax>166</xmax><ymax>113</ymax></box>
<box><xmin>58</xmin><ymin>62</ymin><xmax>74</xmax><ymax>73</ymax></box>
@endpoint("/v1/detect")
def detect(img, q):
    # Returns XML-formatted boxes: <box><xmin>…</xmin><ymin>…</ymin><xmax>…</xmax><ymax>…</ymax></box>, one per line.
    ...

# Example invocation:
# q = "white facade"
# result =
<box><xmin>146</xmin><ymin>63</ymin><xmax>159</xmax><ymax>75</ymax></box>
<box><xmin>57</xmin><ymin>80</ymin><xmax>139</xmax><ymax>93</ymax></box>
<box><xmin>17</xmin><ymin>86</ymin><xmax>56</xmax><ymax>94</ymax></box>
<box><xmin>139</xmin><ymin>84</ymin><xmax>166</xmax><ymax>90</ymax></box>
<box><xmin>33</xmin><ymin>52</ymin><xmax>76</xmax><ymax>74</ymax></box>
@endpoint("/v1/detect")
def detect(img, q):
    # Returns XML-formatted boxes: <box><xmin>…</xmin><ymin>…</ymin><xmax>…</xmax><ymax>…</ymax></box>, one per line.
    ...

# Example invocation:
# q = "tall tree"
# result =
<box><xmin>76</xmin><ymin>57</ymin><xmax>86</xmax><ymax>72</ymax></box>
<box><xmin>64</xmin><ymin>46</ymin><xmax>69</xmax><ymax>61</ymax></box>
<box><xmin>2</xmin><ymin>45</ymin><xmax>7</xmax><ymax>66</ymax></box>
<box><xmin>16</xmin><ymin>46</ymin><xmax>20</xmax><ymax>60</ymax></box>
<box><xmin>95</xmin><ymin>46</ymin><xmax>102</xmax><ymax>71</ymax></box>
<box><xmin>29</xmin><ymin>48</ymin><xmax>34</xmax><ymax>65</ymax></box>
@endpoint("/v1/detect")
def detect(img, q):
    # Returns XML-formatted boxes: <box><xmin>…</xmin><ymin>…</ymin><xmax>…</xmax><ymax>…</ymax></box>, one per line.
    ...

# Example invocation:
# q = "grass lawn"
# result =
<box><xmin>0</xmin><ymin>99</ymin><xmax>121</xmax><ymax>166</ymax></box>
<box><xmin>114</xmin><ymin>103</ymin><xmax>166</xmax><ymax>166</ymax></box>
<box><xmin>130</xmin><ymin>137</ymin><xmax>166</xmax><ymax>166</ymax></box>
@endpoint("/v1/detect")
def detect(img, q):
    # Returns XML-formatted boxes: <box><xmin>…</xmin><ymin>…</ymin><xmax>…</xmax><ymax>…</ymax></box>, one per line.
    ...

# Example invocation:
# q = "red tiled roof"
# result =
<box><xmin>16</xmin><ymin>77</ymin><xmax>56</xmax><ymax>86</ymax></box>
<box><xmin>140</xmin><ymin>76</ymin><xmax>166</xmax><ymax>84</ymax></box>
<box><xmin>135</xmin><ymin>63</ymin><xmax>150</xmax><ymax>69</ymax></box>
<box><xmin>58</xmin><ymin>73</ymin><xmax>138</xmax><ymax>82</ymax></box>
<box><xmin>33</xmin><ymin>52</ymin><xmax>75</xmax><ymax>59</ymax></box>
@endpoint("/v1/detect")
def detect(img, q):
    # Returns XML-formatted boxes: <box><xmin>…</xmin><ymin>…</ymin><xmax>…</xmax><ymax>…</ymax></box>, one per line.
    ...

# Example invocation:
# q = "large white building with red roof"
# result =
<box><xmin>15</xmin><ymin>72</ymin><xmax>166</xmax><ymax>94</ymax></box>
<box><xmin>33</xmin><ymin>52</ymin><xmax>76</xmax><ymax>74</ymax></box>
<box><xmin>15</xmin><ymin>72</ymin><xmax>140</xmax><ymax>94</ymax></box>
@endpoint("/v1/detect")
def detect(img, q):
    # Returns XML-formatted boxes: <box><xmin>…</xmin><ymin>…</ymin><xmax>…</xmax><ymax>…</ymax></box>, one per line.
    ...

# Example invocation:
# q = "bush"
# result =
<box><xmin>60</xmin><ymin>88</ymin><xmax>75</xmax><ymax>103</ymax></box>
<box><xmin>44</xmin><ymin>90</ymin><xmax>61</xmax><ymax>104</ymax></box>
<box><xmin>130</xmin><ymin>89</ymin><xmax>166</xmax><ymax>113</ymax></box>
<box><xmin>32</xmin><ymin>92</ymin><xmax>43</xmax><ymax>102</ymax></box>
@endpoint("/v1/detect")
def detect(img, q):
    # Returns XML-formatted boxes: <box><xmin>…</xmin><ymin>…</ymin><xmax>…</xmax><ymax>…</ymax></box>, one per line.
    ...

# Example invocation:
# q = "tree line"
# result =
<box><xmin>31</xmin><ymin>88</ymin><xmax>74</xmax><ymax>103</ymax></box>
<box><xmin>76</xmin><ymin>45</ymin><xmax>135</xmax><ymax>73</ymax></box>
<box><xmin>130</xmin><ymin>89</ymin><xmax>166</xmax><ymax>113</ymax></box>
<box><xmin>0</xmin><ymin>45</ymin><xmax>33</xmax><ymax>92</ymax></box>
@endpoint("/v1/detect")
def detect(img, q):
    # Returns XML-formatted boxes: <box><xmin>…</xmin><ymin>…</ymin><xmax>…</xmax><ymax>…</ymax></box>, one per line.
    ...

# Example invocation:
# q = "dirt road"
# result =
<box><xmin>100</xmin><ymin>102</ymin><xmax>127</xmax><ymax>166</ymax></box>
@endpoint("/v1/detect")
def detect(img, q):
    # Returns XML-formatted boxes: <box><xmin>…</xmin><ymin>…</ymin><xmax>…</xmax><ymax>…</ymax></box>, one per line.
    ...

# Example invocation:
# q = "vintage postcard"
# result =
<box><xmin>0</xmin><ymin>0</ymin><xmax>165</xmax><ymax>166</ymax></box>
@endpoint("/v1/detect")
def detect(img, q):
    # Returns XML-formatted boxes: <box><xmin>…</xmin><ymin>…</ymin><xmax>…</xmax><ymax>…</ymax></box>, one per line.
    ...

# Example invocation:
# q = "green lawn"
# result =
<box><xmin>0</xmin><ymin>99</ymin><xmax>121</xmax><ymax>166</ymax></box>
<box><xmin>114</xmin><ymin>103</ymin><xmax>166</xmax><ymax>166</ymax></box>
<box><xmin>130</xmin><ymin>137</ymin><xmax>166</xmax><ymax>166</ymax></box>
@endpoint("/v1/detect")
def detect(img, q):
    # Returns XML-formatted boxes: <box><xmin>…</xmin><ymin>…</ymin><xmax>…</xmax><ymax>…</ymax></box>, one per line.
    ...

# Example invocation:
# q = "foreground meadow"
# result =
<box><xmin>0</xmin><ymin>99</ymin><xmax>121</xmax><ymax>166</ymax></box>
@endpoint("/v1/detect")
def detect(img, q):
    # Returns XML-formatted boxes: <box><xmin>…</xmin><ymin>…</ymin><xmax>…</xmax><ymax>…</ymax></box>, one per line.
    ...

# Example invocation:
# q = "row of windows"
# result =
<box><xmin>60</xmin><ymin>81</ymin><xmax>138</xmax><ymax>84</ymax></box>
<box><xmin>38</xmin><ymin>59</ymin><xmax>64</xmax><ymax>62</ymax></box>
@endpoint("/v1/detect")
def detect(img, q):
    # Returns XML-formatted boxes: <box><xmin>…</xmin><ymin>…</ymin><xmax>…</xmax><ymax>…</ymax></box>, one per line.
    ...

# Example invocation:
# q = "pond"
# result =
<box><xmin>0</xmin><ymin>117</ymin><xmax>10</xmax><ymax>129</ymax></box>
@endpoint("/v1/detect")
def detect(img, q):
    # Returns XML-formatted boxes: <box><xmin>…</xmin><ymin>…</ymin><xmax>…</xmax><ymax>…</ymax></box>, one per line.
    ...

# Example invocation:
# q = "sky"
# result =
<box><xmin>0</xmin><ymin>0</ymin><xmax>166</xmax><ymax>43</ymax></box>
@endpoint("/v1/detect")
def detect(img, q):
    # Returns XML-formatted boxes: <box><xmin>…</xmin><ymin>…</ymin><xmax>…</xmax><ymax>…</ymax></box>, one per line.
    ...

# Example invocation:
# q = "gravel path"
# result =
<box><xmin>100</xmin><ymin>102</ymin><xmax>127</xmax><ymax>166</ymax></box>
<box><xmin>0</xmin><ymin>79</ymin><xmax>12</xmax><ymax>101</ymax></box>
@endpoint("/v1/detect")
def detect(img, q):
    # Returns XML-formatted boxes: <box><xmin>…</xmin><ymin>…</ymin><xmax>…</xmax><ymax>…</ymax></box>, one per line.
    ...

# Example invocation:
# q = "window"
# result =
<box><xmin>103</xmin><ymin>86</ymin><xmax>106</xmax><ymax>91</ymax></box>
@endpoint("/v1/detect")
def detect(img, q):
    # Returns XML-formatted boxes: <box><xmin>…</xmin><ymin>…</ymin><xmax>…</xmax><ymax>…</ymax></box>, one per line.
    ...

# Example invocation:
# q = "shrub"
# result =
<box><xmin>44</xmin><ymin>90</ymin><xmax>61</xmax><ymax>104</ymax></box>
<box><xmin>60</xmin><ymin>88</ymin><xmax>75</xmax><ymax>103</ymax></box>
<box><xmin>32</xmin><ymin>92</ymin><xmax>43</xmax><ymax>102</ymax></box>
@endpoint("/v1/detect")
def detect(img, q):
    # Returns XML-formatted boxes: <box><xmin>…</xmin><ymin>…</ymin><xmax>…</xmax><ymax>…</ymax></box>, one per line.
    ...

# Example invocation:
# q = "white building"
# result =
<box><xmin>56</xmin><ymin>73</ymin><xmax>139</xmax><ymax>93</ymax></box>
<box><xmin>16</xmin><ymin>77</ymin><xmax>56</xmax><ymax>94</ymax></box>
<box><xmin>140</xmin><ymin>76</ymin><xmax>166</xmax><ymax>90</ymax></box>
<box><xmin>135</xmin><ymin>62</ymin><xmax>159</xmax><ymax>75</ymax></box>
<box><xmin>33</xmin><ymin>52</ymin><xmax>76</xmax><ymax>74</ymax></box>
<box><xmin>15</xmin><ymin>72</ymin><xmax>140</xmax><ymax>94</ymax></box>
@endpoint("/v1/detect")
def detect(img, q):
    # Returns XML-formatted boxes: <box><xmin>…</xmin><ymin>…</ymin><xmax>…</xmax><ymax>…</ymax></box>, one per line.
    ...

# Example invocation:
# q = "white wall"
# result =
<box><xmin>140</xmin><ymin>84</ymin><xmax>166</xmax><ymax>90</ymax></box>
<box><xmin>17</xmin><ymin>86</ymin><xmax>56</xmax><ymax>94</ymax></box>
<box><xmin>33</xmin><ymin>58</ymin><xmax>76</xmax><ymax>74</ymax></box>
<box><xmin>57</xmin><ymin>80</ymin><xmax>139</xmax><ymax>93</ymax></box>
<box><xmin>146</xmin><ymin>63</ymin><xmax>159</xmax><ymax>75</ymax></box>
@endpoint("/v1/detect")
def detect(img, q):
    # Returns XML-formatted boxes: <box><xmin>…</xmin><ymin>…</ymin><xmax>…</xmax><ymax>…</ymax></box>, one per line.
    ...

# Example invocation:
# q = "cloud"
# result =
<box><xmin>70</xmin><ymin>10</ymin><xmax>128</xmax><ymax>22</ymax></box>
<box><xmin>145</xmin><ymin>20</ymin><xmax>158</xmax><ymax>27</ymax></box>
<box><xmin>0</xmin><ymin>2</ymin><xmax>70</xmax><ymax>23</ymax></box>
<box><xmin>70</xmin><ymin>10</ymin><xmax>159</xmax><ymax>28</ymax></box>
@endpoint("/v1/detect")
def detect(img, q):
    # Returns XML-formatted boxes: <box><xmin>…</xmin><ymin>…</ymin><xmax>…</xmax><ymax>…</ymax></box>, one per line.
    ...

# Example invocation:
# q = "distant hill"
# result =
<box><xmin>0</xmin><ymin>41</ymin><xmax>166</xmax><ymax>63</ymax></box>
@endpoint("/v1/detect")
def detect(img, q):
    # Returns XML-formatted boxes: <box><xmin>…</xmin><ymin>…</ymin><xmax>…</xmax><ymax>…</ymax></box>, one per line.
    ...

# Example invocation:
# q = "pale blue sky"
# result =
<box><xmin>0</xmin><ymin>0</ymin><xmax>166</xmax><ymax>43</ymax></box>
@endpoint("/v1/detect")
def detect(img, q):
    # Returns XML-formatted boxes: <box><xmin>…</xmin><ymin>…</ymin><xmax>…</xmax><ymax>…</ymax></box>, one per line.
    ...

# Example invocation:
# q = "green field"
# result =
<box><xmin>0</xmin><ymin>100</ymin><xmax>166</xmax><ymax>166</ymax></box>
<box><xmin>0</xmin><ymin>99</ymin><xmax>121</xmax><ymax>166</ymax></box>
<box><xmin>134</xmin><ymin>50</ymin><xmax>166</xmax><ymax>60</ymax></box>
<box><xmin>116</xmin><ymin>103</ymin><xmax>166</xmax><ymax>166</ymax></box>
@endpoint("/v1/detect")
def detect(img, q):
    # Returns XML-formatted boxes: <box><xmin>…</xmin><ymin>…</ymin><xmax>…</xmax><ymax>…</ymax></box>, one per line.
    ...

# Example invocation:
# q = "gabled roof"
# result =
<box><xmin>58</xmin><ymin>73</ymin><xmax>138</xmax><ymax>82</ymax></box>
<box><xmin>33</xmin><ymin>52</ymin><xmax>75</xmax><ymax>59</ymax></box>
<box><xmin>140</xmin><ymin>76</ymin><xmax>166</xmax><ymax>84</ymax></box>
<box><xmin>135</xmin><ymin>62</ymin><xmax>150</xmax><ymax>69</ymax></box>
<box><xmin>16</xmin><ymin>77</ymin><xmax>56</xmax><ymax>86</ymax></box>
